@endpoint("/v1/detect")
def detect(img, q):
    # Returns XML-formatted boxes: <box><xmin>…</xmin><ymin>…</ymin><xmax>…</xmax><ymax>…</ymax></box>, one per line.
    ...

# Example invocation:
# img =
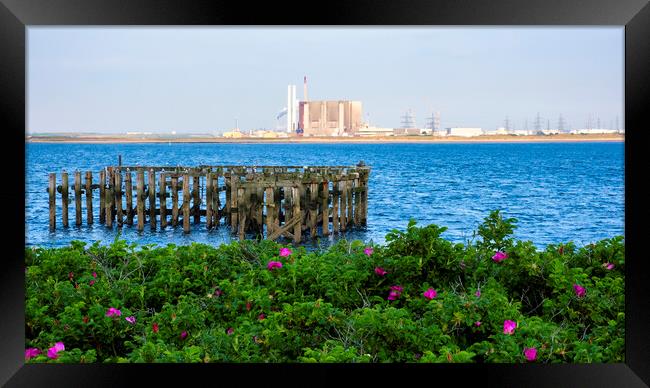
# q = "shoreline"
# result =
<box><xmin>26</xmin><ymin>133</ymin><xmax>624</xmax><ymax>144</ymax></box>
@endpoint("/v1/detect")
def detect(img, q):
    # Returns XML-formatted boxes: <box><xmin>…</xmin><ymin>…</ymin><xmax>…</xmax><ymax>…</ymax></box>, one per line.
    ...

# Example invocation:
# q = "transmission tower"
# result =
<box><xmin>558</xmin><ymin>114</ymin><xmax>566</xmax><ymax>132</ymax></box>
<box><xmin>401</xmin><ymin>109</ymin><xmax>416</xmax><ymax>129</ymax></box>
<box><xmin>504</xmin><ymin>116</ymin><xmax>511</xmax><ymax>131</ymax></box>
<box><xmin>597</xmin><ymin>117</ymin><xmax>601</xmax><ymax>129</ymax></box>
<box><xmin>533</xmin><ymin>112</ymin><xmax>543</xmax><ymax>132</ymax></box>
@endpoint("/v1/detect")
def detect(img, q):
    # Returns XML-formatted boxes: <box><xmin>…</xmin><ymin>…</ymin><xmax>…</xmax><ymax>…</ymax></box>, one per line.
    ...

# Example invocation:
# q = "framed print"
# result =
<box><xmin>1</xmin><ymin>0</ymin><xmax>649</xmax><ymax>386</ymax></box>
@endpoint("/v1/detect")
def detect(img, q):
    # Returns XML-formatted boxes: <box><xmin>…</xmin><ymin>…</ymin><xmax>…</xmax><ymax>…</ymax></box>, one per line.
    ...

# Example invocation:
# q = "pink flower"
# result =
<box><xmin>267</xmin><ymin>261</ymin><xmax>283</xmax><ymax>270</ymax></box>
<box><xmin>246</xmin><ymin>302</ymin><xmax>252</xmax><ymax>311</ymax></box>
<box><xmin>258</xmin><ymin>313</ymin><xmax>265</xmax><ymax>321</ymax></box>
<box><xmin>214</xmin><ymin>288</ymin><xmax>224</xmax><ymax>297</ymax></box>
<box><xmin>68</xmin><ymin>272</ymin><xmax>74</xmax><ymax>280</ymax></box>
<box><xmin>364</xmin><ymin>247</ymin><xmax>374</xmax><ymax>256</ymax></box>
<box><xmin>227</xmin><ymin>327</ymin><xmax>234</xmax><ymax>335</ymax></box>
<box><xmin>475</xmin><ymin>289</ymin><xmax>481</xmax><ymax>297</ymax></box>
<box><xmin>25</xmin><ymin>348</ymin><xmax>41</xmax><ymax>360</ymax></box>
<box><xmin>180</xmin><ymin>331</ymin><xmax>188</xmax><ymax>340</ymax></box>
<box><xmin>279</xmin><ymin>248</ymin><xmax>292</xmax><ymax>257</ymax></box>
<box><xmin>89</xmin><ymin>280</ymin><xmax>95</xmax><ymax>286</ymax></box>
<box><xmin>387</xmin><ymin>285</ymin><xmax>403</xmax><ymax>300</ymax></box>
<box><xmin>423</xmin><ymin>288</ymin><xmax>437</xmax><ymax>300</ymax></box>
<box><xmin>46</xmin><ymin>342</ymin><xmax>65</xmax><ymax>359</ymax></box>
<box><xmin>573</xmin><ymin>284</ymin><xmax>586</xmax><ymax>298</ymax></box>
<box><xmin>492</xmin><ymin>251</ymin><xmax>508</xmax><ymax>262</ymax></box>
<box><xmin>475</xmin><ymin>321</ymin><xmax>481</xmax><ymax>327</ymax></box>
<box><xmin>524</xmin><ymin>347</ymin><xmax>538</xmax><ymax>361</ymax></box>
<box><xmin>125</xmin><ymin>316</ymin><xmax>136</xmax><ymax>324</ymax></box>
<box><xmin>503</xmin><ymin>320</ymin><xmax>517</xmax><ymax>335</ymax></box>
<box><xmin>105</xmin><ymin>307</ymin><xmax>121</xmax><ymax>317</ymax></box>
<box><xmin>92</xmin><ymin>272</ymin><xmax>97</xmax><ymax>278</ymax></box>
<box><xmin>374</xmin><ymin>267</ymin><xmax>388</xmax><ymax>276</ymax></box>
<box><xmin>152</xmin><ymin>322</ymin><xmax>159</xmax><ymax>333</ymax></box>
<box><xmin>603</xmin><ymin>262</ymin><xmax>615</xmax><ymax>270</ymax></box>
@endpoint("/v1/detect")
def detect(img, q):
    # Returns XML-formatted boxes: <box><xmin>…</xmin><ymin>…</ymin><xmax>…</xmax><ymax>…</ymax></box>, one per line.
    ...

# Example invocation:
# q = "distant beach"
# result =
<box><xmin>26</xmin><ymin>133</ymin><xmax>624</xmax><ymax>144</ymax></box>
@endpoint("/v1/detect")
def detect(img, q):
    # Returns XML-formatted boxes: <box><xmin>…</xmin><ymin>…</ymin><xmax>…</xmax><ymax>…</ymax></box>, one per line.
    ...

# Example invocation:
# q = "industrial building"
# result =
<box><xmin>298</xmin><ymin>100</ymin><xmax>363</xmax><ymax>136</ymax></box>
<box><xmin>446</xmin><ymin>127</ymin><xmax>484</xmax><ymax>137</ymax></box>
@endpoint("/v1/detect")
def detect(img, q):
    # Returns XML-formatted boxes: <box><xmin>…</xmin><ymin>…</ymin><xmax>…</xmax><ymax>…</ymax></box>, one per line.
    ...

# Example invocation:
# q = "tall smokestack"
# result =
<box><xmin>303</xmin><ymin>76</ymin><xmax>308</xmax><ymax>102</ymax></box>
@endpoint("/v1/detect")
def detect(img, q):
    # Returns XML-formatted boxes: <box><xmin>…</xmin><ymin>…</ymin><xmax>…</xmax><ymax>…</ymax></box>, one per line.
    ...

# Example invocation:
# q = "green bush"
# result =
<box><xmin>25</xmin><ymin>210</ymin><xmax>624</xmax><ymax>363</ymax></box>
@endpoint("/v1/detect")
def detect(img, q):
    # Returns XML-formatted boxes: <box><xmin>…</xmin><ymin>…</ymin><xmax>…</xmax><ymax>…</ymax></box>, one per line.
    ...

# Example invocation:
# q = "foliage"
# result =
<box><xmin>25</xmin><ymin>210</ymin><xmax>624</xmax><ymax>363</ymax></box>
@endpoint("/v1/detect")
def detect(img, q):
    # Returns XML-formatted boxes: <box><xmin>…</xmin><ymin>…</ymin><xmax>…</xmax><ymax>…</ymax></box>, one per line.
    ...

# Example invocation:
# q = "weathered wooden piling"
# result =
<box><xmin>85</xmin><ymin>171</ymin><xmax>93</xmax><ymax>225</ymax></box>
<box><xmin>47</xmin><ymin>163</ymin><xmax>370</xmax><ymax>243</ymax></box>
<box><xmin>136</xmin><ymin>169</ymin><xmax>144</xmax><ymax>231</ymax></box>
<box><xmin>148</xmin><ymin>168</ymin><xmax>156</xmax><ymax>231</ymax></box>
<box><xmin>75</xmin><ymin>171</ymin><xmax>82</xmax><ymax>226</ymax></box>
<box><xmin>183</xmin><ymin>173</ymin><xmax>190</xmax><ymax>233</ymax></box>
<box><xmin>61</xmin><ymin>171</ymin><xmax>69</xmax><ymax>227</ymax></box>
<box><xmin>125</xmin><ymin>170</ymin><xmax>133</xmax><ymax>225</ymax></box>
<box><xmin>160</xmin><ymin>172</ymin><xmax>167</xmax><ymax>229</ymax></box>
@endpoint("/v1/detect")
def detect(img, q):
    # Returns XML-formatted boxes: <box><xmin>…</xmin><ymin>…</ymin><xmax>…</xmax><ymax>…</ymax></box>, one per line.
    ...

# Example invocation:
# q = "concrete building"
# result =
<box><xmin>357</xmin><ymin>125</ymin><xmax>394</xmax><ymax>136</ymax></box>
<box><xmin>570</xmin><ymin>128</ymin><xmax>620</xmax><ymax>135</ymax></box>
<box><xmin>298</xmin><ymin>100</ymin><xmax>362</xmax><ymax>136</ymax></box>
<box><xmin>393</xmin><ymin>128</ymin><xmax>421</xmax><ymax>136</ymax></box>
<box><xmin>446</xmin><ymin>127</ymin><xmax>483</xmax><ymax>137</ymax></box>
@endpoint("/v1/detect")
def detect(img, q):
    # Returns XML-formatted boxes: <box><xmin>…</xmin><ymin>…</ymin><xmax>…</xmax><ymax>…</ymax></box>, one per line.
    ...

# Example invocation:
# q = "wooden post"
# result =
<box><xmin>230</xmin><ymin>175</ymin><xmax>238</xmax><ymax>232</ymax></box>
<box><xmin>99</xmin><ymin>169</ymin><xmax>106</xmax><ymax>224</ymax></box>
<box><xmin>292</xmin><ymin>186</ymin><xmax>301</xmax><ymax>243</ymax></box>
<box><xmin>193</xmin><ymin>175</ymin><xmax>200</xmax><ymax>224</ymax></box>
<box><xmin>171</xmin><ymin>175</ymin><xmax>179</xmax><ymax>227</ymax></box>
<box><xmin>347</xmin><ymin>178</ymin><xmax>354</xmax><ymax>227</ymax></box>
<box><xmin>148</xmin><ymin>168</ymin><xmax>156</xmax><ymax>231</ymax></box>
<box><xmin>183</xmin><ymin>173</ymin><xmax>190</xmax><ymax>233</ymax></box>
<box><xmin>74</xmin><ymin>171</ymin><xmax>82</xmax><ymax>226</ymax></box>
<box><xmin>265</xmin><ymin>186</ymin><xmax>274</xmax><ymax>236</ymax></box>
<box><xmin>332</xmin><ymin>179</ymin><xmax>340</xmax><ymax>233</ymax></box>
<box><xmin>255</xmin><ymin>186</ymin><xmax>264</xmax><ymax>234</ymax></box>
<box><xmin>321</xmin><ymin>180</ymin><xmax>329</xmax><ymax>236</ymax></box>
<box><xmin>49</xmin><ymin>173</ymin><xmax>56</xmax><ymax>231</ymax></box>
<box><xmin>125</xmin><ymin>170</ymin><xmax>133</xmax><ymax>226</ymax></box>
<box><xmin>339</xmin><ymin>180</ymin><xmax>347</xmax><ymax>231</ymax></box>
<box><xmin>85</xmin><ymin>171</ymin><xmax>93</xmax><ymax>225</ymax></box>
<box><xmin>309</xmin><ymin>182</ymin><xmax>318</xmax><ymax>238</ymax></box>
<box><xmin>136</xmin><ymin>168</ymin><xmax>144</xmax><ymax>231</ymax></box>
<box><xmin>160</xmin><ymin>172</ymin><xmax>167</xmax><ymax>229</ymax></box>
<box><xmin>61</xmin><ymin>171</ymin><xmax>69</xmax><ymax>227</ymax></box>
<box><xmin>105</xmin><ymin>169</ymin><xmax>113</xmax><ymax>228</ymax></box>
<box><xmin>206</xmin><ymin>172</ymin><xmax>213</xmax><ymax>229</ymax></box>
<box><xmin>237</xmin><ymin>187</ymin><xmax>246</xmax><ymax>239</ymax></box>
<box><xmin>225</xmin><ymin>174</ymin><xmax>231</xmax><ymax>225</ymax></box>
<box><xmin>361</xmin><ymin>171</ymin><xmax>369</xmax><ymax>225</ymax></box>
<box><xmin>114</xmin><ymin>169</ymin><xmax>123</xmax><ymax>227</ymax></box>
<box><xmin>284</xmin><ymin>186</ymin><xmax>293</xmax><ymax>225</ymax></box>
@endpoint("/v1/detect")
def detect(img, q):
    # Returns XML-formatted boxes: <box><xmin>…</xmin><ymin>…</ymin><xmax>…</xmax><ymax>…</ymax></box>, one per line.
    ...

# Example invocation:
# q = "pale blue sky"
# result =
<box><xmin>27</xmin><ymin>27</ymin><xmax>624</xmax><ymax>133</ymax></box>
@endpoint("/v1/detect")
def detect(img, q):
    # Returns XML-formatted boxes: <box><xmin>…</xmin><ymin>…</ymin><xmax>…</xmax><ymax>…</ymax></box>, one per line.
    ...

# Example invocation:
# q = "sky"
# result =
<box><xmin>27</xmin><ymin>27</ymin><xmax>624</xmax><ymax>134</ymax></box>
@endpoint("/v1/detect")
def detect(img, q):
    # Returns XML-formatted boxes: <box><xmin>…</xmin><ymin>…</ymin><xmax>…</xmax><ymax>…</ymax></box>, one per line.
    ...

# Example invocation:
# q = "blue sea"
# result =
<box><xmin>25</xmin><ymin>142</ymin><xmax>625</xmax><ymax>249</ymax></box>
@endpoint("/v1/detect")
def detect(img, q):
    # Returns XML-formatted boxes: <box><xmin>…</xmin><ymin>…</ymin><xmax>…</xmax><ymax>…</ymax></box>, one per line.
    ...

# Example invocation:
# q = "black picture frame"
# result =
<box><xmin>1</xmin><ymin>0</ymin><xmax>649</xmax><ymax>386</ymax></box>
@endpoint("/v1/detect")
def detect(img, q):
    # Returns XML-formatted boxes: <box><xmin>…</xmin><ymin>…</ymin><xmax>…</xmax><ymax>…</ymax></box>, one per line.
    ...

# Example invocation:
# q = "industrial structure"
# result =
<box><xmin>298</xmin><ymin>100</ymin><xmax>363</xmax><ymax>136</ymax></box>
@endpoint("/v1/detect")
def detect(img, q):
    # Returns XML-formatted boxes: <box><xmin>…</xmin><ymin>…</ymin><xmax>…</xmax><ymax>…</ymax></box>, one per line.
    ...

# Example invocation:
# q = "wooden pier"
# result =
<box><xmin>47</xmin><ymin>163</ymin><xmax>370</xmax><ymax>243</ymax></box>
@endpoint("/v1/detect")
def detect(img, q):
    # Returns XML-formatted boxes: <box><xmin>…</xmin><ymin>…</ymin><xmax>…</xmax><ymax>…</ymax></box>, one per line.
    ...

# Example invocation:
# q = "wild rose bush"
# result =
<box><xmin>24</xmin><ymin>210</ymin><xmax>624</xmax><ymax>363</ymax></box>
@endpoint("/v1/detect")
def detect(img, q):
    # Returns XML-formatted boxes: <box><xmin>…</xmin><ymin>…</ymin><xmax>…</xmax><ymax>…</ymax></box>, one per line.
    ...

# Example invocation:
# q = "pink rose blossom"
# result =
<box><xmin>492</xmin><ymin>251</ymin><xmax>508</xmax><ymax>262</ymax></box>
<box><xmin>227</xmin><ymin>327</ymin><xmax>234</xmax><ymax>335</ymax></box>
<box><xmin>267</xmin><ymin>261</ymin><xmax>283</xmax><ymax>270</ymax></box>
<box><xmin>125</xmin><ymin>316</ymin><xmax>136</xmax><ymax>324</ymax></box>
<box><xmin>423</xmin><ymin>288</ymin><xmax>437</xmax><ymax>300</ymax></box>
<box><xmin>503</xmin><ymin>320</ymin><xmax>517</xmax><ymax>335</ymax></box>
<box><xmin>387</xmin><ymin>285</ymin><xmax>403</xmax><ymax>300</ymax></box>
<box><xmin>46</xmin><ymin>342</ymin><xmax>65</xmax><ymax>359</ymax></box>
<box><xmin>92</xmin><ymin>272</ymin><xmax>97</xmax><ymax>278</ymax></box>
<box><xmin>475</xmin><ymin>289</ymin><xmax>481</xmax><ymax>298</ymax></box>
<box><xmin>374</xmin><ymin>267</ymin><xmax>388</xmax><ymax>276</ymax></box>
<box><xmin>364</xmin><ymin>247</ymin><xmax>374</xmax><ymax>256</ymax></box>
<box><xmin>152</xmin><ymin>322</ymin><xmax>159</xmax><ymax>333</ymax></box>
<box><xmin>25</xmin><ymin>348</ymin><xmax>41</xmax><ymax>360</ymax></box>
<box><xmin>573</xmin><ymin>284</ymin><xmax>586</xmax><ymax>298</ymax></box>
<box><xmin>258</xmin><ymin>313</ymin><xmax>266</xmax><ymax>321</ymax></box>
<box><xmin>604</xmin><ymin>262</ymin><xmax>615</xmax><ymax>270</ymax></box>
<box><xmin>524</xmin><ymin>347</ymin><xmax>538</xmax><ymax>361</ymax></box>
<box><xmin>475</xmin><ymin>321</ymin><xmax>481</xmax><ymax>327</ymax></box>
<box><xmin>180</xmin><ymin>331</ymin><xmax>188</xmax><ymax>340</ymax></box>
<box><xmin>279</xmin><ymin>248</ymin><xmax>292</xmax><ymax>257</ymax></box>
<box><xmin>53</xmin><ymin>342</ymin><xmax>65</xmax><ymax>352</ymax></box>
<box><xmin>89</xmin><ymin>280</ymin><xmax>95</xmax><ymax>286</ymax></box>
<box><xmin>105</xmin><ymin>307</ymin><xmax>121</xmax><ymax>317</ymax></box>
